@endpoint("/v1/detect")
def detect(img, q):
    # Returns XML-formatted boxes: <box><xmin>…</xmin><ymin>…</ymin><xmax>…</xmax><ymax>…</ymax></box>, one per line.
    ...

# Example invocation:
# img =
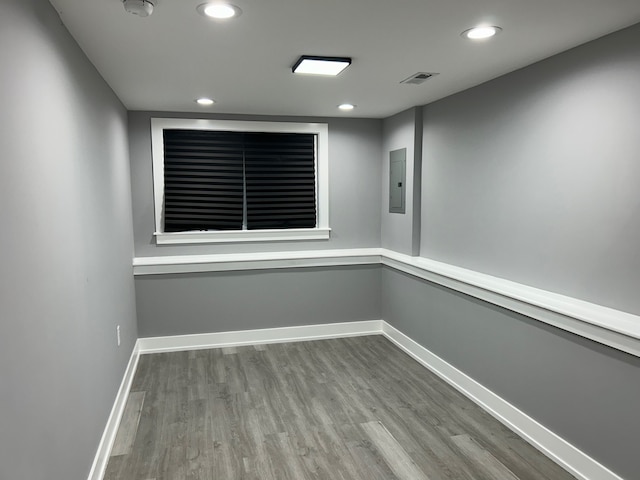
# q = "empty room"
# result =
<box><xmin>2</xmin><ymin>0</ymin><xmax>640</xmax><ymax>479</ymax></box>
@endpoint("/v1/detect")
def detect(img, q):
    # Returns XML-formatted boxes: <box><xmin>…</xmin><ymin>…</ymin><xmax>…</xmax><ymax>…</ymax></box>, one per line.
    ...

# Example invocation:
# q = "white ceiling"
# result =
<box><xmin>49</xmin><ymin>0</ymin><xmax>640</xmax><ymax>118</ymax></box>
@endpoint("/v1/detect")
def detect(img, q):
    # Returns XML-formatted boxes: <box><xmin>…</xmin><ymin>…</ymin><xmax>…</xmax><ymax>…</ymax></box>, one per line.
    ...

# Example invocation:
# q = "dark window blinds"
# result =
<box><xmin>245</xmin><ymin>132</ymin><xmax>316</xmax><ymax>230</ymax></box>
<box><xmin>163</xmin><ymin>129</ymin><xmax>317</xmax><ymax>232</ymax></box>
<box><xmin>163</xmin><ymin>130</ymin><xmax>244</xmax><ymax>232</ymax></box>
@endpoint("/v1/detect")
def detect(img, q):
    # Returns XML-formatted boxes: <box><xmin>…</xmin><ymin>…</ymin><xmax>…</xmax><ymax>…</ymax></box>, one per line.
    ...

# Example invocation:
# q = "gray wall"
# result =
<box><xmin>421</xmin><ymin>23</ymin><xmax>640</xmax><ymax>315</ymax></box>
<box><xmin>136</xmin><ymin>266</ymin><xmax>381</xmax><ymax>337</ymax></box>
<box><xmin>389</xmin><ymin>22</ymin><xmax>640</xmax><ymax>480</ymax></box>
<box><xmin>129</xmin><ymin>111</ymin><xmax>382</xmax><ymax>257</ymax></box>
<box><xmin>381</xmin><ymin>107</ymin><xmax>422</xmax><ymax>255</ymax></box>
<box><xmin>131</xmin><ymin>24</ymin><xmax>640</xmax><ymax>480</ymax></box>
<box><xmin>130</xmin><ymin>111</ymin><xmax>384</xmax><ymax>340</ymax></box>
<box><xmin>381</xmin><ymin>267</ymin><xmax>640</xmax><ymax>480</ymax></box>
<box><xmin>0</xmin><ymin>1</ymin><xmax>138</xmax><ymax>479</ymax></box>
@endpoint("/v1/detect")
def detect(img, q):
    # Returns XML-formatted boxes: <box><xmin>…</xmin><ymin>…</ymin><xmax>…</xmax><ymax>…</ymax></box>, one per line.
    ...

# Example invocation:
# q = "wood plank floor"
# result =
<box><xmin>104</xmin><ymin>336</ymin><xmax>576</xmax><ymax>480</ymax></box>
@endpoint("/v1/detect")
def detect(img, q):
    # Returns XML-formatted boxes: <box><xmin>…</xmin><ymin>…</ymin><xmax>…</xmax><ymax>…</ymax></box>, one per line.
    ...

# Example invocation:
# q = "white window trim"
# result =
<box><xmin>151</xmin><ymin>118</ymin><xmax>330</xmax><ymax>244</ymax></box>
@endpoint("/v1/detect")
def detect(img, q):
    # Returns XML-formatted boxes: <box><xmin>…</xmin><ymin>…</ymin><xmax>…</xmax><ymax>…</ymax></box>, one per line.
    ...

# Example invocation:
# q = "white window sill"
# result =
<box><xmin>154</xmin><ymin>228</ymin><xmax>331</xmax><ymax>245</ymax></box>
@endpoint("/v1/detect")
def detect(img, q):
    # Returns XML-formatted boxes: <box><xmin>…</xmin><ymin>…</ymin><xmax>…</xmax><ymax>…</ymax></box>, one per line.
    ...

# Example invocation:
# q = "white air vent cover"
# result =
<box><xmin>400</xmin><ymin>72</ymin><xmax>438</xmax><ymax>85</ymax></box>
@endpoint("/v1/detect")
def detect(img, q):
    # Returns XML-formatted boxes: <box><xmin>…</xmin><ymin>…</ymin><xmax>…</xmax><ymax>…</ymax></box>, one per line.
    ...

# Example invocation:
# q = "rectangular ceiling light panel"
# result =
<box><xmin>292</xmin><ymin>56</ymin><xmax>351</xmax><ymax>76</ymax></box>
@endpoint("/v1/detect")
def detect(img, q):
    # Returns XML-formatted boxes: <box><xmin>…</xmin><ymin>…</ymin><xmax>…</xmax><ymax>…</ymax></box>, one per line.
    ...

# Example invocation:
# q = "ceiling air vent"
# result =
<box><xmin>400</xmin><ymin>72</ymin><xmax>438</xmax><ymax>85</ymax></box>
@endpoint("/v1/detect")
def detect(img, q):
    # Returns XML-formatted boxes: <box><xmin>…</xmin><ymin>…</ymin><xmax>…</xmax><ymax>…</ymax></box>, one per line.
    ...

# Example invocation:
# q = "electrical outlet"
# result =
<box><xmin>117</xmin><ymin>325</ymin><xmax>121</xmax><ymax>347</ymax></box>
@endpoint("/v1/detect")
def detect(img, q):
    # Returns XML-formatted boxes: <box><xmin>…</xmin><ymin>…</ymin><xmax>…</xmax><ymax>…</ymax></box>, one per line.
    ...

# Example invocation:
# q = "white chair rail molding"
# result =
<box><xmin>133</xmin><ymin>248</ymin><xmax>640</xmax><ymax>359</ymax></box>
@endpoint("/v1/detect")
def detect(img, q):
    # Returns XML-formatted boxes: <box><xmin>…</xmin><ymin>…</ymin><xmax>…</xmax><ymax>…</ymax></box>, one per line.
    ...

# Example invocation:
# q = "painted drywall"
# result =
<box><xmin>129</xmin><ymin>111</ymin><xmax>382</xmax><ymax>257</ymax></box>
<box><xmin>0</xmin><ymin>1</ymin><xmax>137</xmax><ymax>479</ymax></box>
<box><xmin>421</xmin><ymin>22</ymin><xmax>640</xmax><ymax>316</ymax></box>
<box><xmin>136</xmin><ymin>266</ymin><xmax>381</xmax><ymax>338</ymax></box>
<box><xmin>381</xmin><ymin>107</ymin><xmax>422</xmax><ymax>255</ymax></box>
<box><xmin>381</xmin><ymin>267</ymin><xmax>640</xmax><ymax>480</ymax></box>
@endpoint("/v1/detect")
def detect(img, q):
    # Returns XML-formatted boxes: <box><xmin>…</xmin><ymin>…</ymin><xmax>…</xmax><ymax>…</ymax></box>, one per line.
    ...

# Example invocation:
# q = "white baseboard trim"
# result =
<box><xmin>89</xmin><ymin>321</ymin><xmax>623</xmax><ymax>480</ymax></box>
<box><xmin>87</xmin><ymin>341</ymin><xmax>141</xmax><ymax>480</ymax></box>
<box><xmin>137</xmin><ymin>320</ymin><xmax>384</xmax><ymax>354</ymax></box>
<box><xmin>381</xmin><ymin>322</ymin><xmax>623</xmax><ymax>480</ymax></box>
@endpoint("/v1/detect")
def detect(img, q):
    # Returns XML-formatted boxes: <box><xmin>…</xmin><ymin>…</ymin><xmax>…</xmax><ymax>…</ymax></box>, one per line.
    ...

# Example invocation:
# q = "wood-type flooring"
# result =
<box><xmin>104</xmin><ymin>335</ymin><xmax>576</xmax><ymax>480</ymax></box>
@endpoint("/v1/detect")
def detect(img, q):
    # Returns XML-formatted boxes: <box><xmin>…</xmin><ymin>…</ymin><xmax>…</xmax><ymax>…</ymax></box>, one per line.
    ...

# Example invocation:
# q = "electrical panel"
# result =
<box><xmin>389</xmin><ymin>148</ymin><xmax>406</xmax><ymax>214</ymax></box>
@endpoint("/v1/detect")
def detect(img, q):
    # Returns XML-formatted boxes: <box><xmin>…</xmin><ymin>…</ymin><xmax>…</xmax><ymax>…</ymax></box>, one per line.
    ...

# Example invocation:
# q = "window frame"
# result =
<box><xmin>151</xmin><ymin>118</ymin><xmax>330</xmax><ymax>245</ymax></box>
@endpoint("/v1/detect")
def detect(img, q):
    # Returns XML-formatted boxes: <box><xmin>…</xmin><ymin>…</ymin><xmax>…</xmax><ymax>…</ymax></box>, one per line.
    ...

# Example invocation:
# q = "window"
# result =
<box><xmin>151</xmin><ymin>118</ymin><xmax>330</xmax><ymax>244</ymax></box>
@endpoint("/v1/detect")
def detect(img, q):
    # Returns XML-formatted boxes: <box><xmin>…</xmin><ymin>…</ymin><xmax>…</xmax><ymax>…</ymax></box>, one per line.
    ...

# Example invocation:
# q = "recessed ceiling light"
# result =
<box><xmin>338</xmin><ymin>103</ymin><xmax>355</xmax><ymax>111</ymax></box>
<box><xmin>292</xmin><ymin>56</ymin><xmax>352</xmax><ymax>76</ymax></box>
<box><xmin>462</xmin><ymin>26</ymin><xmax>502</xmax><ymax>40</ymax></box>
<box><xmin>196</xmin><ymin>97</ymin><xmax>215</xmax><ymax>106</ymax></box>
<box><xmin>197</xmin><ymin>3</ymin><xmax>242</xmax><ymax>20</ymax></box>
